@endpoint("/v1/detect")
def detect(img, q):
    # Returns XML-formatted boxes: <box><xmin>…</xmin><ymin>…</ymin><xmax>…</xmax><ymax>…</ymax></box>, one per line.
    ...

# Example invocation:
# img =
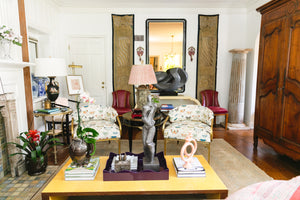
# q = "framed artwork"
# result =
<box><xmin>66</xmin><ymin>75</ymin><xmax>84</xmax><ymax>95</ymax></box>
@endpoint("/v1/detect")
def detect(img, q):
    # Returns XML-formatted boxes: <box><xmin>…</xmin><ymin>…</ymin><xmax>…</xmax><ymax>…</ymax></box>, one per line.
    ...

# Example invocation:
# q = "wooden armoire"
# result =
<box><xmin>254</xmin><ymin>0</ymin><xmax>300</xmax><ymax>160</ymax></box>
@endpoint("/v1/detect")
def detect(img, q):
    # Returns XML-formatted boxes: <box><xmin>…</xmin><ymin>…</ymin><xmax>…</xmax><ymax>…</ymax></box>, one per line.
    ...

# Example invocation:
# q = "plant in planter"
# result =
<box><xmin>0</xmin><ymin>25</ymin><xmax>22</xmax><ymax>46</ymax></box>
<box><xmin>69</xmin><ymin>92</ymin><xmax>99</xmax><ymax>167</ymax></box>
<box><xmin>0</xmin><ymin>25</ymin><xmax>22</xmax><ymax>59</ymax></box>
<box><xmin>7</xmin><ymin>130</ymin><xmax>60</xmax><ymax>176</ymax></box>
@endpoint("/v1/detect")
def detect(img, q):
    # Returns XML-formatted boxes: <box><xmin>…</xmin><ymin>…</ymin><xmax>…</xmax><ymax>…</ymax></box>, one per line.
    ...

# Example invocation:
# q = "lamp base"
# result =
<box><xmin>136</xmin><ymin>86</ymin><xmax>150</xmax><ymax>109</ymax></box>
<box><xmin>46</xmin><ymin>77</ymin><xmax>59</xmax><ymax>102</ymax></box>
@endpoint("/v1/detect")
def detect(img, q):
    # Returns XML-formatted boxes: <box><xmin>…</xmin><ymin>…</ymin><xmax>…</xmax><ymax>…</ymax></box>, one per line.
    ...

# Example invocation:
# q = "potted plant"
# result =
<box><xmin>0</xmin><ymin>25</ymin><xmax>22</xmax><ymax>59</ymax></box>
<box><xmin>69</xmin><ymin>92</ymin><xmax>99</xmax><ymax>166</ymax></box>
<box><xmin>7</xmin><ymin>130</ymin><xmax>60</xmax><ymax>176</ymax></box>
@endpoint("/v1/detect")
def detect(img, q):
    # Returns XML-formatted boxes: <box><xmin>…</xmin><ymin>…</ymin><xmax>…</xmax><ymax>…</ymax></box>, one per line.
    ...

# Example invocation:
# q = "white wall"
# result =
<box><xmin>57</xmin><ymin>8</ymin><xmax>249</xmax><ymax>113</ymax></box>
<box><xmin>25</xmin><ymin>0</ymin><xmax>62</xmax><ymax>130</ymax></box>
<box><xmin>23</xmin><ymin>0</ymin><xmax>272</xmax><ymax>126</ymax></box>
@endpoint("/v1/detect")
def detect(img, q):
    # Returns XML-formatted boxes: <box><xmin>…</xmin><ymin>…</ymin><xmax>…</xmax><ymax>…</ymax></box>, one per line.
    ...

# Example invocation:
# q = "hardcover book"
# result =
<box><xmin>36</xmin><ymin>108</ymin><xmax>61</xmax><ymax>114</ymax></box>
<box><xmin>65</xmin><ymin>157</ymin><xmax>100</xmax><ymax>178</ymax></box>
<box><xmin>173</xmin><ymin>157</ymin><xmax>206</xmax><ymax>178</ymax></box>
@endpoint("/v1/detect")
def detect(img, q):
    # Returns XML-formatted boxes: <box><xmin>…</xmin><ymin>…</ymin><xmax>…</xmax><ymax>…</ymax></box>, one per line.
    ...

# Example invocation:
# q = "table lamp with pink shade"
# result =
<box><xmin>128</xmin><ymin>64</ymin><xmax>157</xmax><ymax>110</ymax></box>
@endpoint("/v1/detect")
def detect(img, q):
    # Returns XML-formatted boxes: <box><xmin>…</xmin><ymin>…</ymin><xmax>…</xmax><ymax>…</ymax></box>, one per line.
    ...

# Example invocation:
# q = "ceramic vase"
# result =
<box><xmin>69</xmin><ymin>138</ymin><xmax>93</xmax><ymax>166</ymax></box>
<box><xmin>0</xmin><ymin>40</ymin><xmax>12</xmax><ymax>60</ymax></box>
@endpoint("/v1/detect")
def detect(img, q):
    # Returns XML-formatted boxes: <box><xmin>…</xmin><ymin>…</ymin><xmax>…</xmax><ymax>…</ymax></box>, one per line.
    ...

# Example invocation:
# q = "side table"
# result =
<box><xmin>122</xmin><ymin>111</ymin><xmax>165</xmax><ymax>153</ymax></box>
<box><xmin>33</xmin><ymin>108</ymin><xmax>73</xmax><ymax>164</ymax></box>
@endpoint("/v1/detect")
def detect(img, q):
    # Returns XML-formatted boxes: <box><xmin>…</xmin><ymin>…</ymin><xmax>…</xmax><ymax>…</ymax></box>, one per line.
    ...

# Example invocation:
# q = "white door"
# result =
<box><xmin>68</xmin><ymin>37</ymin><xmax>107</xmax><ymax>105</ymax></box>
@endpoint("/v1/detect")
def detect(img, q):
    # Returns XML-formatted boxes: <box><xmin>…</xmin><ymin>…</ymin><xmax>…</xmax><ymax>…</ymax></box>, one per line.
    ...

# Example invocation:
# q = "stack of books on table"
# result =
<box><xmin>64</xmin><ymin>157</ymin><xmax>100</xmax><ymax>181</ymax></box>
<box><xmin>160</xmin><ymin>104</ymin><xmax>174</xmax><ymax>112</ymax></box>
<box><xmin>173</xmin><ymin>157</ymin><xmax>206</xmax><ymax>178</ymax></box>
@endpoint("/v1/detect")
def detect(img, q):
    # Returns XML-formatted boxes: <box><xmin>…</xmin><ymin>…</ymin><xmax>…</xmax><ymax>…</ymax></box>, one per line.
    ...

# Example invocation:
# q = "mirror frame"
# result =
<box><xmin>146</xmin><ymin>18</ymin><xmax>187</xmax><ymax>93</ymax></box>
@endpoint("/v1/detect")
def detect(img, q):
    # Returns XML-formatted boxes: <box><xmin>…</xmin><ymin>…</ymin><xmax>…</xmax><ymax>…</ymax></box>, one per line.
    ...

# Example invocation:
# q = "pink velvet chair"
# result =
<box><xmin>112</xmin><ymin>90</ymin><xmax>132</xmax><ymax>116</ymax></box>
<box><xmin>200</xmin><ymin>90</ymin><xmax>228</xmax><ymax>130</ymax></box>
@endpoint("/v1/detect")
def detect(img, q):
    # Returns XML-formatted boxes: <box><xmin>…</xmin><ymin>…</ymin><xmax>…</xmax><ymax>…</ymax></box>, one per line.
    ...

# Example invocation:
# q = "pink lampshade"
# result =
<box><xmin>128</xmin><ymin>64</ymin><xmax>157</xmax><ymax>85</ymax></box>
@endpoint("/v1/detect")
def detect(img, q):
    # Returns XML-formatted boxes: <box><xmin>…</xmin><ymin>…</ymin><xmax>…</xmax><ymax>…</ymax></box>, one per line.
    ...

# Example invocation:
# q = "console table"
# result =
<box><xmin>33</xmin><ymin>108</ymin><xmax>73</xmax><ymax>164</ymax></box>
<box><xmin>41</xmin><ymin>155</ymin><xmax>228</xmax><ymax>200</ymax></box>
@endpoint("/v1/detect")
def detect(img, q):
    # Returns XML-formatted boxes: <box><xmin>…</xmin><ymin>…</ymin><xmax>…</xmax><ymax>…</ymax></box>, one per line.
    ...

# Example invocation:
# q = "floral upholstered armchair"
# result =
<box><xmin>162</xmin><ymin>105</ymin><xmax>214</xmax><ymax>163</ymax></box>
<box><xmin>72</xmin><ymin>104</ymin><xmax>122</xmax><ymax>154</ymax></box>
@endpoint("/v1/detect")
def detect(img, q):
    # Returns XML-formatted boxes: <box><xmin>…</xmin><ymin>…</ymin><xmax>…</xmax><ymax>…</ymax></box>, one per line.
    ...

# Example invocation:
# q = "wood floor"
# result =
<box><xmin>48</xmin><ymin>126</ymin><xmax>300</xmax><ymax>180</ymax></box>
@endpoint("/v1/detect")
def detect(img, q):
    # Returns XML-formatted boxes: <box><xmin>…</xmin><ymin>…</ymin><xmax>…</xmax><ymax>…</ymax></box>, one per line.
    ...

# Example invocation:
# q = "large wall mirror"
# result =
<box><xmin>146</xmin><ymin>19</ymin><xmax>187</xmax><ymax>93</ymax></box>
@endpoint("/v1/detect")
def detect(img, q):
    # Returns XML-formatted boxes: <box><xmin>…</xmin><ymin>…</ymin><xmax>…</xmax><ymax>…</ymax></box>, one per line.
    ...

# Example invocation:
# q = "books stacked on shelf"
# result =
<box><xmin>173</xmin><ymin>157</ymin><xmax>206</xmax><ymax>178</ymax></box>
<box><xmin>64</xmin><ymin>157</ymin><xmax>100</xmax><ymax>181</ymax></box>
<box><xmin>35</xmin><ymin>108</ymin><xmax>61</xmax><ymax>114</ymax></box>
<box><xmin>160</xmin><ymin>104</ymin><xmax>174</xmax><ymax>112</ymax></box>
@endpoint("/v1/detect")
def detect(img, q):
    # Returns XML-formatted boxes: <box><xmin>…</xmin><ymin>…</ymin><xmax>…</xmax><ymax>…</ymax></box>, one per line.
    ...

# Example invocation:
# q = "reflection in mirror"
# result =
<box><xmin>146</xmin><ymin>19</ymin><xmax>186</xmax><ymax>93</ymax></box>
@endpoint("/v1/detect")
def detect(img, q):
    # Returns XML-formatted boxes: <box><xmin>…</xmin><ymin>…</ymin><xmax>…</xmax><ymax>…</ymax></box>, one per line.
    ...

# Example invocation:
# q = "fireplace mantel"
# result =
<box><xmin>0</xmin><ymin>59</ymin><xmax>36</xmax><ymax>134</ymax></box>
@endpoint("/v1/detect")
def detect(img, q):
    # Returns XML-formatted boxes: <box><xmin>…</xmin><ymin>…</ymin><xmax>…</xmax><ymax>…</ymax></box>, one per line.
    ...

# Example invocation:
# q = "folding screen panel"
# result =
<box><xmin>112</xmin><ymin>14</ymin><xmax>135</xmax><ymax>106</ymax></box>
<box><xmin>196</xmin><ymin>15</ymin><xmax>219</xmax><ymax>100</ymax></box>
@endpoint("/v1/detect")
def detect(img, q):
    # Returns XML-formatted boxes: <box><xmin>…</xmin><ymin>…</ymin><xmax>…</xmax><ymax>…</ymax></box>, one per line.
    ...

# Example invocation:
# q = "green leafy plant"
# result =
<box><xmin>7</xmin><ymin>130</ymin><xmax>60</xmax><ymax>164</ymax></box>
<box><xmin>0</xmin><ymin>25</ymin><xmax>22</xmax><ymax>46</ymax></box>
<box><xmin>151</xmin><ymin>94</ymin><xmax>160</xmax><ymax>104</ymax></box>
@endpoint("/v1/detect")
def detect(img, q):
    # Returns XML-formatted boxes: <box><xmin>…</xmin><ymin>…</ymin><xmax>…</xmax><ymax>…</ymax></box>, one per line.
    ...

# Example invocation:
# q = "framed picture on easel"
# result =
<box><xmin>66</xmin><ymin>75</ymin><xmax>84</xmax><ymax>95</ymax></box>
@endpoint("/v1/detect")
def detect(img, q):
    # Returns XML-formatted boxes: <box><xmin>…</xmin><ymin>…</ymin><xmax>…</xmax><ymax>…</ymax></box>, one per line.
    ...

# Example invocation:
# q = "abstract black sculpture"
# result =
<box><xmin>153</xmin><ymin>68</ymin><xmax>188</xmax><ymax>96</ymax></box>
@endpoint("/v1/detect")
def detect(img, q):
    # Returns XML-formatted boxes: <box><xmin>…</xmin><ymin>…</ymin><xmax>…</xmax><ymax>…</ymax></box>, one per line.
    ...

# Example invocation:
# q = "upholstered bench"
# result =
<box><xmin>163</xmin><ymin>104</ymin><xmax>214</xmax><ymax>163</ymax></box>
<box><xmin>72</xmin><ymin>104</ymin><xmax>122</xmax><ymax>153</ymax></box>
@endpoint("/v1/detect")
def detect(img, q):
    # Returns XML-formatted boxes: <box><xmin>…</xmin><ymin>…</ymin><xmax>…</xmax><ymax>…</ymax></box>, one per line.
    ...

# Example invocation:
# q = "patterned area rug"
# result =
<box><xmin>0</xmin><ymin>165</ymin><xmax>59</xmax><ymax>200</ymax></box>
<box><xmin>2</xmin><ymin>139</ymin><xmax>272</xmax><ymax>200</ymax></box>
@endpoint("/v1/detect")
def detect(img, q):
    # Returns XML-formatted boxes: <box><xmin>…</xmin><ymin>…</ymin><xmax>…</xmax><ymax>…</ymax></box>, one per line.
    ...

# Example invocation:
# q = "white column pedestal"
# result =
<box><xmin>227</xmin><ymin>49</ymin><xmax>252</xmax><ymax>130</ymax></box>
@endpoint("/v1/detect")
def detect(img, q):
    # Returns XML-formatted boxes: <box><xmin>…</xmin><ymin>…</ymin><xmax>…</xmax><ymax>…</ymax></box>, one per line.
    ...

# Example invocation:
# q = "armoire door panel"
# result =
<box><xmin>258</xmin><ymin>92</ymin><xmax>279</xmax><ymax>134</ymax></box>
<box><xmin>281</xmin><ymin>12</ymin><xmax>300</xmax><ymax>146</ymax></box>
<box><xmin>282</xmin><ymin>94</ymin><xmax>300</xmax><ymax>145</ymax></box>
<box><xmin>260</xmin><ymin>19</ymin><xmax>284</xmax><ymax>85</ymax></box>
<box><xmin>286</xmin><ymin>13</ymin><xmax>300</xmax><ymax>83</ymax></box>
<box><xmin>255</xmin><ymin>18</ymin><xmax>285</xmax><ymax>134</ymax></box>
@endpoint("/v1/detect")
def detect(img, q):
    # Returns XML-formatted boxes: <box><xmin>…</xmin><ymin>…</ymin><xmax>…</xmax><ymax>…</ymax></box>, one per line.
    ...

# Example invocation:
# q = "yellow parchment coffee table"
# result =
<box><xmin>42</xmin><ymin>155</ymin><xmax>228</xmax><ymax>200</ymax></box>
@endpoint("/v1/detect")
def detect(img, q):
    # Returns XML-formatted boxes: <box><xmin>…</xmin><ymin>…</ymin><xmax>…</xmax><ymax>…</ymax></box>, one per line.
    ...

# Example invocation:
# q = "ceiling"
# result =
<box><xmin>52</xmin><ymin>0</ymin><xmax>259</xmax><ymax>8</ymax></box>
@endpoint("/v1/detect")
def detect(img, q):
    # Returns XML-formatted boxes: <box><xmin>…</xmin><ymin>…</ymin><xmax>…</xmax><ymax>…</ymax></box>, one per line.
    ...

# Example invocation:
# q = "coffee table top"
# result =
<box><xmin>42</xmin><ymin>155</ymin><xmax>227</xmax><ymax>197</ymax></box>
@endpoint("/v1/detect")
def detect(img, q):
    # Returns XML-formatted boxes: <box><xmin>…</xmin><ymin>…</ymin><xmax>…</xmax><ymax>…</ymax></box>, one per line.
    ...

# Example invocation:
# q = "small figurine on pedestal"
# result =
<box><xmin>180</xmin><ymin>133</ymin><xmax>197</xmax><ymax>169</ymax></box>
<box><xmin>142</xmin><ymin>95</ymin><xmax>159</xmax><ymax>171</ymax></box>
